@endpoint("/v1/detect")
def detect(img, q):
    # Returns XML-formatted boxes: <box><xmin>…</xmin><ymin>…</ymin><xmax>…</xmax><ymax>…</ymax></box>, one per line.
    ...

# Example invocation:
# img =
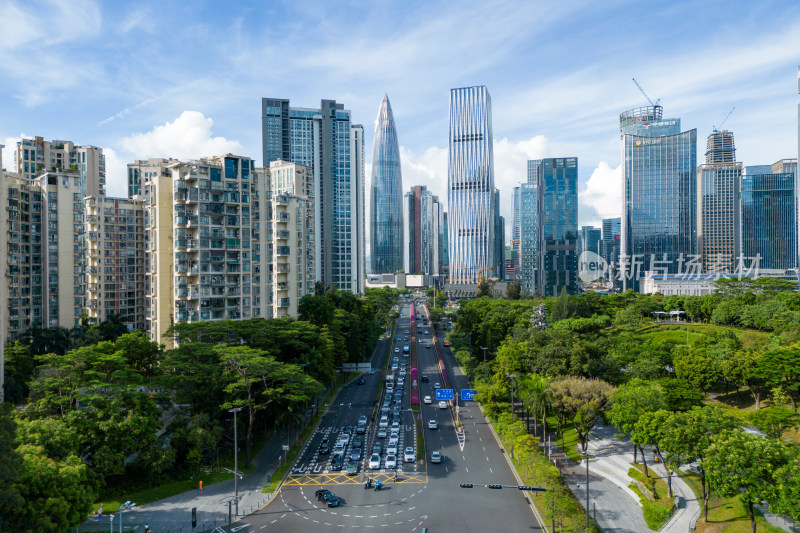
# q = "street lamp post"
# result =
<box><xmin>585</xmin><ymin>452</ymin><xmax>590</xmax><ymax>529</ymax></box>
<box><xmin>228</xmin><ymin>407</ymin><xmax>243</xmax><ymax>518</ymax></box>
<box><xmin>118</xmin><ymin>501</ymin><xmax>136</xmax><ymax>533</ymax></box>
<box><xmin>480</xmin><ymin>346</ymin><xmax>488</xmax><ymax>381</ymax></box>
<box><xmin>507</xmin><ymin>373</ymin><xmax>517</xmax><ymax>418</ymax></box>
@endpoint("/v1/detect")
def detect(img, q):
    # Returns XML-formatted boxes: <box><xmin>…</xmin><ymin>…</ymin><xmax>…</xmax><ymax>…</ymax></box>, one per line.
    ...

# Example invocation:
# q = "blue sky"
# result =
<box><xmin>1</xmin><ymin>0</ymin><xmax>799</xmax><ymax>234</ymax></box>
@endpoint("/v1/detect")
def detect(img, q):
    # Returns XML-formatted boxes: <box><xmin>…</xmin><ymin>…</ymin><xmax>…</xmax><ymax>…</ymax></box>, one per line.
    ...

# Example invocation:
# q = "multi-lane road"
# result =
<box><xmin>231</xmin><ymin>299</ymin><xmax>543</xmax><ymax>532</ymax></box>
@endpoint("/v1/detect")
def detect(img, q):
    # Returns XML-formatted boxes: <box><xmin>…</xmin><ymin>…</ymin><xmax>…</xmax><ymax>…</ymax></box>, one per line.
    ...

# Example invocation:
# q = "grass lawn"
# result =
<box><xmin>681</xmin><ymin>471</ymin><xmax>785</xmax><ymax>533</ymax></box>
<box><xmin>637</xmin><ymin>323</ymin><xmax>769</xmax><ymax>349</ymax></box>
<box><xmin>628</xmin><ymin>464</ymin><xmax>675</xmax><ymax>530</ymax></box>
<box><xmin>546</xmin><ymin>414</ymin><xmax>583</xmax><ymax>464</ymax></box>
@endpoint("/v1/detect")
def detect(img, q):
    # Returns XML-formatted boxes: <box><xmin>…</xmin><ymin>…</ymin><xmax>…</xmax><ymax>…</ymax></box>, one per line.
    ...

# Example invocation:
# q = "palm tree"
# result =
<box><xmin>522</xmin><ymin>374</ymin><xmax>550</xmax><ymax>439</ymax></box>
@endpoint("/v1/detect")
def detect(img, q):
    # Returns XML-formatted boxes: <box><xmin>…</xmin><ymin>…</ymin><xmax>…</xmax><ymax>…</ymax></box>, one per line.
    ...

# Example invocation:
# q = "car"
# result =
<box><xmin>392</xmin><ymin>407</ymin><xmax>401</xmax><ymax>418</ymax></box>
<box><xmin>385</xmin><ymin>454</ymin><xmax>397</xmax><ymax>469</ymax></box>
<box><xmin>381</xmin><ymin>407</ymin><xmax>390</xmax><ymax>417</ymax></box>
<box><xmin>369</xmin><ymin>368</ymin><xmax>375</xmax><ymax>374</ymax></box>
<box><xmin>424</xmin><ymin>330</ymin><xmax>430</xmax><ymax>334</ymax></box>
<box><xmin>379</xmin><ymin>416</ymin><xmax>389</xmax><ymax>428</ymax></box>
<box><xmin>388</xmin><ymin>435</ymin><xmax>399</xmax><ymax>446</ymax></box>
<box><xmin>434</xmin><ymin>383</ymin><xmax>441</xmax><ymax>389</ymax></box>
<box><xmin>404</xmin><ymin>447</ymin><xmax>416</xmax><ymax>463</ymax></box>
<box><xmin>396</xmin><ymin>336</ymin><xmax>402</xmax><ymax>341</ymax></box>
<box><xmin>350</xmin><ymin>448</ymin><xmax>362</xmax><ymax>461</ymax></box>
<box><xmin>333</xmin><ymin>442</ymin><xmax>346</xmax><ymax>455</ymax></box>
<box><xmin>357</xmin><ymin>376</ymin><xmax>366</xmax><ymax>385</ymax></box>
<box><xmin>368</xmin><ymin>454</ymin><xmax>381</xmax><ymax>469</ymax></box>
<box><xmin>443</xmin><ymin>341</ymin><xmax>450</xmax><ymax>346</ymax></box>
<box><xmin>419</xmin><ymin>338</ymin><xmax>425</xmax><ymax>343</ymax></box>
<box><xmin>316</xmin><ymin>488</ymin><xmax>335</xmax><ymax>502</ymax></box>
<box><xmin>428</xmin><ymin>419</ymin><xmax>438</xmax><ymax>430</ymax></box>
<box><xmin>377</xmin><ymin>427</ymin><xmax>387</xmax><ymax>438</ymax></box>
<box><xmin>386</xmin><ymin>386</ymin><xmax>394</xmax><ymax>395</ymax></box>
<box><xmin>439</xmin><ymin>401</ymin><xmax>448</xmax><ymax>409</ymax></box>
<box><xmin>390</xmin><ymin>429</ymin><xmax>399</xmax><ymax>442</ymax></box>
<box><xmin>358</xmin><ymin>415</ymin><xmax>368</xmax><ymax>425</ymax></box>
<box><xmin>426</xmin><ymin>344</ymin><xmax>431</xmax><ymax>349</ymax></box>
<box><xmin>343</xmin><ymin>426</ymin><xmax>353</xmax><ymax>436</ymax></box>
<box><xmin>421</xmin><ymin>375</ymin><xmax>429</xmax><ymax>383</ymax></box>
<box><xmin>356</xmin><ymin>423</ymin><xmax>365</xmax><ymax>435</ymax></box>
<box><xmin>319</xmin><ymin>441</ymin><xmax>331</xmax><ymax>454</ymax></box>
<box><xmin>423</xmin><ymin>395</ymin><xmax>432</xmax><ymax>404</ymax></box>
<box><xmin>326</xmin><ymin>495</ymin><xmax>343</xmax><ymax>507</ymax></box>
<box><xmin>430</xmin><ymin>451</ymin><xmax>442</xmax><ymax>464</ymax></box>
<box><xmin>394</xmin><ymin>347</ymin><xmax>400</xmax><ymax>353</ymax></box>
<box><xmin>346</xmin><ymin>459</ymin><xmax>358</xmax><ymax>475</ymax></box>
<box><xmin>330</xmin><ymin>455</ymin><xmax>344</xmax><ymax>471</ymax></box>
<box><xmin>352</xmin><ymin>436</ymin><xmax>362</xmax><ymax>448</ymax></box>
<box><xmin>387</xmin><ymin>443</ymin><xmax>398</xmax><ymax>456</ymax></box>
<box><xmin>372</xmin><ymin>442</ymin><xmax>382</xmax><ymax>455</ymax></box>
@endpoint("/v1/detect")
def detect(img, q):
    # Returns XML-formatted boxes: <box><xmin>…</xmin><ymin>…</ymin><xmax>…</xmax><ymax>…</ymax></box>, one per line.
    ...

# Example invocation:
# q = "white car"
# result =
<box><xmin>439</xmin><ymin>401</ymin><xmax>448</xmax><ymax>409</ymax></box>
<box><xmin>385</xmin><ymin>455</ymin><xmax>397</xmax><ymax>469</ymax></box>
<box><xmin>430</xmin><ymin>451</ymin><xmax>442</xmax><ymax>464</ymax></box>
<box><xmin>434</xmin><ymin>383</ymin><xmax>441</xmax><ymax>390</ymax></box>
<box><xmin>388</xmin><ymin>435</ymin><xmax>399</xmax><ymax>447</ymax></box>
<box><xmin>377</xmin><ymin>427</ymin><xmax>387</xmax><ymax>438</ymax></box>
<box><xmin>428</xmin><ymin>419</ymin><xmax>438</xmax><ymax>430</ymax></box>
<box><xmin>387</xmin><ymin>443</ymin><xmax>398</xmax><ymax>456</ymax></box>
<box><xmin>391</xmin><ymin>421</ymin><xmax>400</xmax><ymax>432</ymax></box>
<box><xmin>379</xmin><ymin>416</ymin><xmax>388</xmax><ymax>428</ymax></box>
<box><xmin>394</xmin><ymin>347</ymin><xmax>400</xmax><ymax>353</ymax></box>
<box><xmin>423</xmin><ymin>395</ymin><xmax>432</xmax><ymax>404</ymax></box>
<box><xmin>369</xmin><ymin>454</ymin><xmax>381</xmax><ymax>469</ymax></box>
<box><xmin>404</xmin><ymin>447</ymin><xmax>415</xmax><ymax>463</ymax></box>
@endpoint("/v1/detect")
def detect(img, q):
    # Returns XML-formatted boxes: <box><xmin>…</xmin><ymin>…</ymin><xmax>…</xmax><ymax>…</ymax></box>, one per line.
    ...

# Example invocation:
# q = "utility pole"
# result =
<box><xmin>585</xmin><ymin>452</ymin><xmax>590</xmax><ymax>529</ymax></box>
<box><xmin>228</xmin><ymin>407</ymin><xmax>243</xmax><ymax>518</ymax></box>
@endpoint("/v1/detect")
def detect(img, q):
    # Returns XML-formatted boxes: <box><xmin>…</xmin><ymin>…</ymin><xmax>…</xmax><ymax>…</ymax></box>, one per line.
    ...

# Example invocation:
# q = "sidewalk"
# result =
<box><xmin>545</xmin><ymin>423</ymin><xmax>700</xmax><ymax>533</ymax></box>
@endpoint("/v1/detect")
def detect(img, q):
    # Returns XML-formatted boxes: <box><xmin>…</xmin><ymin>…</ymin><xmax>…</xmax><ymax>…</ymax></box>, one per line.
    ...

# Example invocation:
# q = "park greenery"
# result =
<box><xmin>445</xmin><ymin>282</ymin><xmax>800</xmax><ymax>531</ymax></box>
<box><xmin>0</xmin><ymin>287</ymin><xmax>398</xmax><ymax>532</ymax></box>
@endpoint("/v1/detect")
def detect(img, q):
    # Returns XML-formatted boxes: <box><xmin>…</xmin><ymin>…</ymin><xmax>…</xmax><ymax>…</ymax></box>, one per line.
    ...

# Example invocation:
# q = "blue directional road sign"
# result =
<box><xmin>460</xmin><ymin>389</ymin><xmax>478</xmax><ymax>401</ymax></box>
<box><xmin>435</xmin><ymin>389</ymin><xmax>454</xmax><ymax>401</ymax></box>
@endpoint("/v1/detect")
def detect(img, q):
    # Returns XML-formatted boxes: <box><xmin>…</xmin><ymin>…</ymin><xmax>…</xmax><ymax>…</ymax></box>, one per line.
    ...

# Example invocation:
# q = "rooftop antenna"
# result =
<box><xmin>712</xmin><ymin>106</ymin><xmax>735</xmax><ymax>132</ymax></box>
<box><xmin>632</xmin><ymin>78</ymin><xmax>660</xmax><ymax>107</ymax></box>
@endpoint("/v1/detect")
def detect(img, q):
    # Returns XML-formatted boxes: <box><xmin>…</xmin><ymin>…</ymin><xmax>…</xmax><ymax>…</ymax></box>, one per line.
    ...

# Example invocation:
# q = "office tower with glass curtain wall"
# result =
<box><xmin>370</xmin><ymin>94</ymin><xmax>404</xmax><ymax>274</ymax></box>
<box><xmin>620</xmin><ymin>105</ymin><xmax>697</xmax><ymax>290</ymax></box>
<box><xmin>447</xmin><ymin>85</ymin><xmax>496</xmax><ymax>284</ymax></box>
<box><xmin>519</xmin><ymin>182</ymin><xmax>537</xmax><ymax>294</ymax></box>
<box><xmin>537</xmin><ymin>158</ymin><xmax>579</xmax><ymax>296</ymax></box>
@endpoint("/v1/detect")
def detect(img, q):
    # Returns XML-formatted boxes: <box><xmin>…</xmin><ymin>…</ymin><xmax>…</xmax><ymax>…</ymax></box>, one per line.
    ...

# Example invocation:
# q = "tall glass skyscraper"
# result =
<box><xmin>370</xmin><ymin>94</ymin><xmax>404</xmax><ymax>273</ymax></box>
<box><xmin>601</xmin><ymin>217</ymin><xmax>621</xmax><ymax>270</ymax></box>
<box><xmin>519</xmin><ymin>182</ymin><xmax>537</xmax><ymax>294</ymax></box>
<box><xmin>405</xmin><ymin>185</ymin><xmax>441</xmax><ymax>276</ymax></box>
<box><xmin>537</xmin><ymin>157</ymin><xmax>579</xmax><ymax>296</ymax></box>
<box><xmin>620</xmin><ymin>105</ymin><xmax>697</xmax><ymax>290</ymax></box>
<box><xmin>261</xmin><ymin>98</ymin><xmax>365</xmax><ymax>293</ymax></box>
<box><xmin>580</xmin><ymin>226</ymin><xmax>602</xmax><ymax>256</ymax></box>
<box><xmin>741</xmin><ymin>163</ymin><xmax>797</xmax><ymax>271</ymax></box>
<box><xmin>447</xmin><ymin>85</ymin><xmax>496</xmax><ymax>284</ymax></box>
<box><xmin>697</xmin><ymin>130</ymin><xmax>741</xmax><ymax>273</ymax></box>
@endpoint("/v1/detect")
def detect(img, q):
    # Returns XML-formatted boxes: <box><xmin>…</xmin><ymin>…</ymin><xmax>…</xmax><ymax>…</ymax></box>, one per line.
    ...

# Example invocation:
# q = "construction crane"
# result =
<box><xmin>713</xmin><ymin>106</ymin><xmax>735</xmax><ymax>132</ymax></box>
<box><xmin>632</xmin><ymin>78</ymin><xmax>660</xmax><ymax>107</ymax></box>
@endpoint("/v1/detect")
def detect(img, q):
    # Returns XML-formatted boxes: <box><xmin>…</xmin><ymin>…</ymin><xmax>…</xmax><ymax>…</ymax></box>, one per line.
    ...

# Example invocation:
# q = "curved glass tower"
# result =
<box><xmin>447</xmin><ymin>85</ymin><xmax>496</xmax><ymax>284</ymax></box>
<box><xmin>370</xmin><ymin>94</ymin><xmax>404</xmax><ymax>274</ymax></box>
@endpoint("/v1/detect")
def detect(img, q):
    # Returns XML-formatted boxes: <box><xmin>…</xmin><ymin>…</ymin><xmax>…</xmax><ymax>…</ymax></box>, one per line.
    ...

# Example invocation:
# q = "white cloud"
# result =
<box><xmin>118</xmin><ymin>111</ymin><xmax>244</xmax><ymax>160</ymax></box>
<box><xmin>102</xmin><ymin>147</ymin><xmax>127</xmax><ymax>198</ymax></box>
<box><xmin>1</xmin><ymin>135</ymin><xmax>25</xmax><ymax>172</ymax></box>
<box><xmin>578</xmin><ymin>161</ymin><xmax>621</xmax><ymax>228</ymax></box>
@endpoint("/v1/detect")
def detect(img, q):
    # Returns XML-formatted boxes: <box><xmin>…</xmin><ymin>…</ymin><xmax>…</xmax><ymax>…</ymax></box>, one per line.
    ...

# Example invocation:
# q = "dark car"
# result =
<box><xmin>318</xmin><ymin>440</ymin><xmax>330</xmax><ymax>455</ymax></box>
<box><xmin>350</xmin><ymin>448</ymin><xmax>362</xmax><ymax>461</ymax></box>
<box><xmin>346</xmin><ymin>460</ymin><xmax>358</xmax><ymax>475</ymax></box>
<box><xmin>372</xmin><ymin>442</ymin><xmax>382</xmax><ymax>455</ymax></box>
<box><xmin>343</xmin><ymin>426</ymin><xmax>353</xmax><ymax>436</ymax></box>
<box><xmin>421</xmin><ymin>375</ymin><xmax>429</xmax><ymax>383</ymax></box>
<box><xmin>357</xmin><ymin>376</ymin><xmax>366</xmax><ymax>385</ymax></box>
<box><xmin>352</xmin><ymin>436</ymin><xmax>362</xmax><ymax>448</ymax></box>
<box><xmin>326</xmin><ymin>495</ymin><xmax>343</xmax><ymax>507</ymax></box>
<box><xmin>330</xmin><ymin>455</ymin><xmax>344</xmax><ymax>471</ymax></box>
<box><xmin>316</xmin><ymin>488</ymin><xmax>334</xmax><ymax>502</ymax></box>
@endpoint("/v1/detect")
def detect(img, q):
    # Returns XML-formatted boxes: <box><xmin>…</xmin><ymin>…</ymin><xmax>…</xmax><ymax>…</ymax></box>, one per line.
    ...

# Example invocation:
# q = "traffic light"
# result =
<box><xmin>487</xmin><ymin>484</ymin><xmax>503</xmax><ymax>489</ymax></box>
<box><xmin>459</xmin><ymin>483</ymin><xmax>474</xmax><ymax>488</ymax></box>
<box><xmin>518</xmin><ymin>486</ymin><xmax>548</xmax><ymax>491</ymax></box>
<box><xmin>192</xmin><ymin>507</ymin><xmax>197</xmax><ymax>528</ymax></box>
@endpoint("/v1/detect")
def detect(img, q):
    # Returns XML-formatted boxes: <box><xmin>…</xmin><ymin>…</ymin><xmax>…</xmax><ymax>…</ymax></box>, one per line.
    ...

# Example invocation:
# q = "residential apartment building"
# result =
<box><xmin>261</xmin><ymin>98</ymin><xmax>365</xmax><ymax>293</ymax></box>
<box><xmin>127</xmin><ymin>158</ymin><xmax>177</xmax><ymax>198</ymax></box>
<box><xmin>519</xmin><ymin>182</ymin><xmax>537</xmax><ymax>294</ymax></box>
<box><xmin>268</xmin><ymin>160</ymin><xmax>314</xmax><ymax>317</ymax></box>
<box><xmin>84</xmin><ymin>196</ymin><xmax>145</xmax><ymax>330</ymax></box>
<box><xmin>15</xmin><ymin>136</ymin><xmax>106</xmax><ymax>197</ymax></box>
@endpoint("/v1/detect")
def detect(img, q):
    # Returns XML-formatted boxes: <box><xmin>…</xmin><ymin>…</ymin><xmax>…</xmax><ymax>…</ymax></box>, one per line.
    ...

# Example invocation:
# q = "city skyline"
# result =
<box><xmin>1</xmin><ymin>1</ymin><xmax>799</xmax><ymax>239</ymax></box>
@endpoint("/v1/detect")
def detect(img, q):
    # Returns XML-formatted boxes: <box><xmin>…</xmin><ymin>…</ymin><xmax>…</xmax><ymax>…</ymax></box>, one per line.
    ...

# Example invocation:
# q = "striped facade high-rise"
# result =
<box><xmin>447</xmin><ymin>86</ymin><xmax>496</xmax><ymax>284</ymax></box>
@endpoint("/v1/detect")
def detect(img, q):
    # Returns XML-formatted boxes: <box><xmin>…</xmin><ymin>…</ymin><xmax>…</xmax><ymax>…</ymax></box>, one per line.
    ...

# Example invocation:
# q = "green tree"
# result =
<box><xmin>660</xmin><ymin>407</ymin><xmax>738</xmax><ymax>522</ymax></box>
<box><xmin>772</xmin><ymin>456</ymin><xmax>800</xmax><ymax>521</ymax></box>
<box><xmin>632</xmin><ymin>409</ymin><xmax>675</xmax><ymax>496</ymax></box>
<box><xmin>5</xmin><ymin>444</ymin><xmax>98</xmax><ymax>532</ymax></box>
<box><xmin>548</xmin><ymin>376</ymin><xmax>615</xmax><ymax>452</ymax></box>
<box><xmin>747</xmin><ymin>406</ymin><xmax>800</xmax><ymax>438</ymax></box>
<box><xmin>0</xmin><ymin>405</ymin><xmax>23</xmax><ymax>532</ymax></box>
<box><xmin>550</xmin><ymin>288</ymin><xmax>575</xmax><ymax>321</ymax></box>
<box><xmin>609</xmin><ymin>379</ymin><xmax>666</xmax><ymax>473</ymax></box>
<box><xmin>506</xmin><ymin>279</ymin><xmax>522</xmax><ymax>300</ymax></box>
<box><xmin>3</xmin><ymin>341</ymin><xmax>35</xmax><ymax>403</ymax></box>
<box><xmin>614</xmin><ymin>304</ymin><xmax>642</xmax><ymax>331</ymax></box>
<box><xmin>673</xmin><ymin>347</ymin><xmax>717</xmax><ymax>391</ymax></box>
<box><xmin>721</xmin><ymin>350</ymin><xmax>771</xmax><ymax>409</ymax></box>
<box><xmin>705</xmin><ymin>430</ymin><xmax>789</xmax><ymax>533</ymax></box>
<box><xmin>656</xmin><ymin>378</ymin><xmax>704</xmax><ymax>411</ymax></box>
<box><xmin>477</xmin><ymin>277</ymin><xmax>492</xmax><ymax>298</ymax></box>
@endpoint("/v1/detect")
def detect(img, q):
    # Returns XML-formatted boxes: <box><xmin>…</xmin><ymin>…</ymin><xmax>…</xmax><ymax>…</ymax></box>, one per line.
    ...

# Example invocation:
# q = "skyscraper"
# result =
<box><xmin>519</xmin><ymin>182</ymin><xmax>538</xmax><ymax>294</ymax></box>
<box><xmin>601</xmin><ymin>217</ymin><xmax>621</xmax><ymax>271</ymax></box>
<box><xmin>447</xmin><ymin>85</ymin><xmax>496</xmax><ymax>284</ymax></box>
<box><xmin>580</xmin><ymin>226</ymin><xmax>602</xmax><ymax>257</ymax></box>
<box><xmin>406</xmin><ymin>185</ymin><xmax>441</xmax><ymax>276</ymax></box>
<box><xmin>494</xmin><ymin>189</ymin><xmax>505</xmax><ymax>281</ymax></box>
<box><xmin>261</xmin><ymin>98</ymin><xmax>365</xmax><ymax>293</ymax></box>
<box><xmin>620</xmin><ymin>105</ymin><xmax>697</xmax><ymax>290</ymax></box>
<box><xmin>510</xmin><ymin>186</ymin><xmax>521</xmax><ymax>278</ymax></box>
<box><xmin>370</xmin><ymin>94</ymin><xmax>404</xmax><ymax>274</ymax></box>
<box><xmin>741</xmin><ymin>162</ymin><xmax>797</xmax><ymax>271</ymax></box>
<box><xmin>537</xmin><ymin>158</ymin><xmax>579</xmax><ymax>296</ymax></box>
<box><xmin>697</xmin><ymin>130</ymin><xmax>741</xmax><ymax>273</ymax></box>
